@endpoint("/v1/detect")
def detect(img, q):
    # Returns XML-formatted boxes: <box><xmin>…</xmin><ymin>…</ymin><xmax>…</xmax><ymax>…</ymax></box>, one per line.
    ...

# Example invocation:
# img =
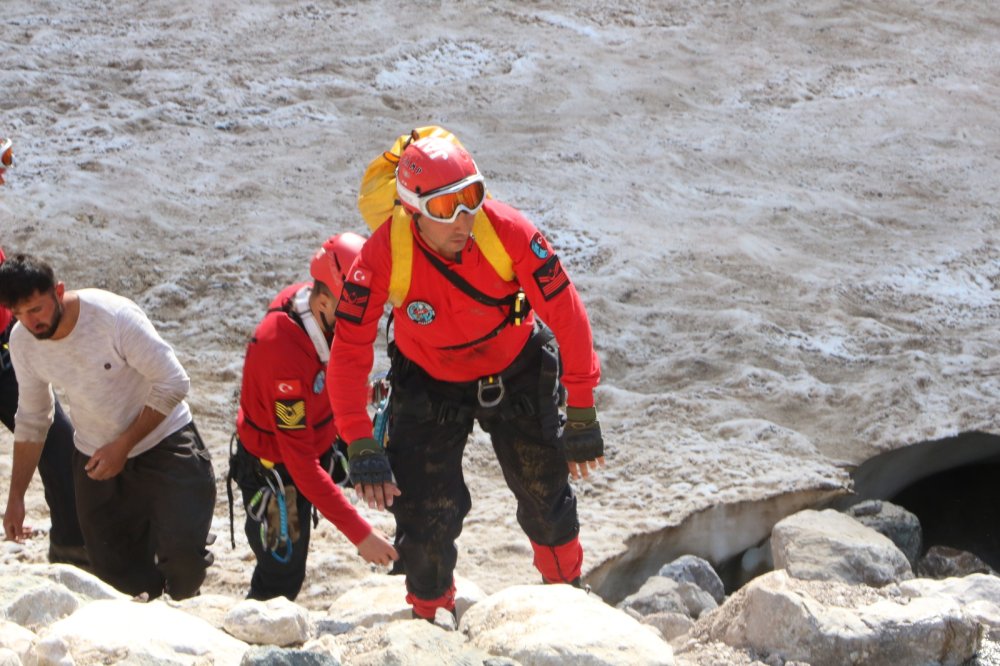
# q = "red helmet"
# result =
<box><xmin>310</xmin><ymin>232</ymin><xmax>365</xmax><ymax>294</ymax></box>
<box><xmin>0</xmin><ymin>137</ymin><xmax>12</xmax><ymax>186</ymax></box>
<box><xmin>396</xmin><ymin>136</ymin><xmax>485</xmax><ymax>223</ymax></box>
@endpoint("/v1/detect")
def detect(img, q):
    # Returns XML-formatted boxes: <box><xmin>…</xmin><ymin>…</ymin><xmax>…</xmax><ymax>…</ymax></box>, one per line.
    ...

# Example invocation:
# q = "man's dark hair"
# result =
<box><xmin>0</xmin><ymin>253</ymin><xmax>57</xmax><ymax>308</ymax></box>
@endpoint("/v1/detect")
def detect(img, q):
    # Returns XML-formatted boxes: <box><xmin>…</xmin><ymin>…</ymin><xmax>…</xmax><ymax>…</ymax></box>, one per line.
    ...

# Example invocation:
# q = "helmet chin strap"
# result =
<box><xmin>293</xmin><ymin>286</ymin><xmax>330</xmax><ymax>364</ymax></box>
<box><xmin>319</xmin><ymin>311</ymin><xmax>335</xmax><ymax>336</ymax></box>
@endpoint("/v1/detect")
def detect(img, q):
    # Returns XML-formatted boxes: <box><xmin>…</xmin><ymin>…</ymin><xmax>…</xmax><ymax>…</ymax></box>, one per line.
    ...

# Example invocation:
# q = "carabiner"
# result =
<box><xmin>477</xmin><ymin>375</ymin><xmax>505</xmax><ymax>408</ymax></box>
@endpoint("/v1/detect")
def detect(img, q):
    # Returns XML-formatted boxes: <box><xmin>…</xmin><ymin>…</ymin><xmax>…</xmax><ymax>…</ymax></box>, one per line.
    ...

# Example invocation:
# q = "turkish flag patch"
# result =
<box><xmin>274</xmin><ymin>379</ymin><xmax>303</xmax><ymax>397</ymax></box>
<box><xmin>336</xmin><ymin>282</ymin><xmax>370</xmax><ymax>324</ymax></box>
<box><xmin>275</xmin><ymin>399</ymin><xmax>307</xmax><ymax>430</ymax></box>
<box><xmin>532</xmin><ymin>255</ymin><xmax>569</xmax><ymax>301</ymax></box>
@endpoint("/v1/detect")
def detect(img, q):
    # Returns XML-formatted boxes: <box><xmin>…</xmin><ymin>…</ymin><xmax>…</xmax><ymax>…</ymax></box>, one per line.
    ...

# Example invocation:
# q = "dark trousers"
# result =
<box><xmin>231</xmin><ymin>441</ymin><xmax>336</xmax><ymax>601</ymax></box>
<box><xmin>0</xmin><ymin>368</ymin><xmax>84</xmax><ymax>548</ymax></box>
<box><xmin>72</xmin><ymin>422</ymin><xmax>216</xmax><ymax>599</ymax></box>
<box><xmin>387</xmin><ymin>330</ymin><xmax>579</xmax><ymax>601</ymax></box>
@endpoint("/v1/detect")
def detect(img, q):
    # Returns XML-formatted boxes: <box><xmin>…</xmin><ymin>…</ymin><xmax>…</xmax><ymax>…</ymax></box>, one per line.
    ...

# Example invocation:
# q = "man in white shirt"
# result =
<box><xmin>0</xmin><ymin>253</ymin><xmax>216</xmax><ymax>599</ymax></box>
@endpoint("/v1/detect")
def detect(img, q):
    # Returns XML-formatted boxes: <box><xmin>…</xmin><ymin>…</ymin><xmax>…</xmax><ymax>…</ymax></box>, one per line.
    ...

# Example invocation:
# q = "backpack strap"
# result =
<box><xmin>413</xmin><ymin>241</ymin><xmax>531</xmax><ymax>351</ymax></box>
<box><xmin>471</xmin><ymin>210</ymin><xmax>515</xmax><ymax>281</ymax></box>
<box><xmin>415</xmin><ymin>242</ymin><xmax>516</xmax><ymax>308</ymax></box>
<box><xmin>387</xmin><ymin>207</ymin><xmax>415</xmax><ymax>307</ymax></box>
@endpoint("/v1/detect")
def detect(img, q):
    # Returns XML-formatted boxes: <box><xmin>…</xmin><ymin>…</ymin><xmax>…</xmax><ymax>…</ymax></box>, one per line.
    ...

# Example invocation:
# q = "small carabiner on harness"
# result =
<box><xmin>328</xmin><ymin>445</ymin><xmax>351</xmax><ymax>489</ymax></box>
<box><xmin>247</xmin><ymin>466</ymin><xmax>294</xmax><ymax>564</ymax></box>
<box><xmin>477</xmin><ymin>375</ymin><xmax>505</xmax><ymax>408</ymax></box>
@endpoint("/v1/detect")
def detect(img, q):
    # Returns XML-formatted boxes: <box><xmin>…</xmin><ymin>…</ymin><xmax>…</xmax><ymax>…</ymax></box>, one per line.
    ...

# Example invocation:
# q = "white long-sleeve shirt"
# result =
<box><xmin>11</xmin><ymin>288</ymin><xmax>192</xmax><ymax>456</ymax></box>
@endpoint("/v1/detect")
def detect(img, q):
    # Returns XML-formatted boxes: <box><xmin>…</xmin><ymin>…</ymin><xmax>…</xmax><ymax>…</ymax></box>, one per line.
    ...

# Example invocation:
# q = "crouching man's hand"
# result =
<box><xmin>347</xmin><ymin>437</ymin><xmax>401</xmax><ymax>510</ymax></box>
<box><xmin>562</xmin><ymin>406</ymin><xmax>606</xmax><ymax>480</ymax></box>
<box><xmin>356</xmin><ymin>528</ymin><xmax>399</xmax><ymax>566</ymax></box>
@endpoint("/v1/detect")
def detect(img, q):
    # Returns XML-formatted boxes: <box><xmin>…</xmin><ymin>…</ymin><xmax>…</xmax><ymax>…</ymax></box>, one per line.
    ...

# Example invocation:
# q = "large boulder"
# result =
<box><xmin>695</xmin><ymin>570</ymin><xmax>980</xmax><ymax>665</ymax></box>
<box><xmin>0</xmin><ymin>563</ymin><xmax>126</xmax><ymax>633</ymax></box>
<box><xmin>771</xmin><ymin>509</ymin><xmax>912</xmax><ymax>587</ymax></box>
<box><xmin>323</xmin><ymin>574</ymin><xmax>484</xmax><ymax>635</ymax></box>
<box><xmin>461</xmin><ymin>584</ymin><xmax>673</xmax><ymax>665</ymax></box>
<box><xmin>898</xmin><ymin>573</ymin><xmax>1000</xmax><ymax>631</ymax></box>
<box><xmin>33</xmin><ymin>598</ymin><xmax>249</xmax><ymax>665</ymax></box>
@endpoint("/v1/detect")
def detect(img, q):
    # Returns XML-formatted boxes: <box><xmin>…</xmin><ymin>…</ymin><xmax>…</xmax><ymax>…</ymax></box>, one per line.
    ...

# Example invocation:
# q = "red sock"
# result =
<box><xmin>531</xmin><ymin>536</ymin><xmax>583</xmax><ymax>584</ymax></box>
<box><xmin>406</xmin><ymin>582</ymin><xmax>456</xmax><ymax>619</ymax></box>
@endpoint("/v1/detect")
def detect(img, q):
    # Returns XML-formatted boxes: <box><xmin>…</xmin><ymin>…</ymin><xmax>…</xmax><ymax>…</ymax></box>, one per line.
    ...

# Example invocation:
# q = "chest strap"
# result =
<box><xmin>414</xmin><ymin>242</ymin><xmax>531</xmax><ymax>351</ymax></box>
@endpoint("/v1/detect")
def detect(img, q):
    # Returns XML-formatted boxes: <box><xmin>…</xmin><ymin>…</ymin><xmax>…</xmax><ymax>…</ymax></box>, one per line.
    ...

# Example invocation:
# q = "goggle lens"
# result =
<box><xmin>0</xmin><ymin>140</ymin><xmax>11</xmax><ymax>168</ymax></box>
<box><xmin>424</xmin><ymin>181</ymin><xmax>485</xmax><ymax>221</ymax></box>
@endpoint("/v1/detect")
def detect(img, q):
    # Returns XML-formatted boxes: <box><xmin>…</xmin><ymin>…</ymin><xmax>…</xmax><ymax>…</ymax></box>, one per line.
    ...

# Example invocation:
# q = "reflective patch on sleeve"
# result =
<box><xmin>532</xmin><ymin>254</ymin><xmax>570</xmax><ymax>301</ymax></box>
<box><xmin>336</xmin><ymin>282</ymin><xmax>370</xmax><ymax>324</ymax></box>
<box><xmin>275</xmin><ymin>399</ymin><xmax>307</xmax><ymax>430</ymax></box>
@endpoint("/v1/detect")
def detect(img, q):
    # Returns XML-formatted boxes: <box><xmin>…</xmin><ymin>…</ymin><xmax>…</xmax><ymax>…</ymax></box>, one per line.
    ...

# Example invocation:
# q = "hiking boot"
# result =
<box><xmin>48</xmin><ymin>543</ymin><xmax>91</xmax><ymax>568</ymax></box>
<box><xmin>541</xmin><ymin>575</ymin><xmax>592</xmax><ymax>593</ymax></box>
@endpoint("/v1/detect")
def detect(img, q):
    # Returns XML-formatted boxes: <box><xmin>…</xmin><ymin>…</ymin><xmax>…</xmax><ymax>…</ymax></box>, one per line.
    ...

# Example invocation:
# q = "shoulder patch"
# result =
<box><xmin>275</xmin><ymin>399</ymin><xmax>307</xmax><ymax>430</ymax></box>
<box><xmin>532</xmin><ymin>254</ymin><xmax>570</xmax><ymax>301</ymax></box>
<box><xmin>529</xmin><ymin>232</ymin><xmax>550</xmax><ymax>259</ymax></box>
<box><xmin>336</xmin><ymin>282</ymin><xmax>370</xmax><ymax>324</ymax></box>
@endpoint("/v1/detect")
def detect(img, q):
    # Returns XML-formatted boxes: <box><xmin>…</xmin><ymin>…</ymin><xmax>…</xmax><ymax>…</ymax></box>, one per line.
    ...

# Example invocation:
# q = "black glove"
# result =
<box><xmin>562</xmin><ymin>406</ymin><xmax>604</xmax><ymax>462</ymax></box>
<box><xmin>347</xmin><ymin>437</ymin><xmax>394</xmax><ymax>486</ymax></box>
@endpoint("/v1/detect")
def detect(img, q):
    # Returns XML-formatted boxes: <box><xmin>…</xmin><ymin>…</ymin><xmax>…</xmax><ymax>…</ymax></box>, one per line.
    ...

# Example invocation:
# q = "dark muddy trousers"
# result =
<box><xmin>230</xmin><ymin>441</ymin><xmax>344</xmax><ymax>601</ymax></box>
<box><xmin>387</xmin><ymin>330</ymin><xmax>579</xmax><ymax>602</ymax></box>
<box><xmin>0</xmin><ymin>367</ymin><xmax>85</xmax><ymax>549</ymax></box>
<box><xmin>72</xmin><ymin>422</ymin><xmax>216</xmax><ymax>599</ymax></box>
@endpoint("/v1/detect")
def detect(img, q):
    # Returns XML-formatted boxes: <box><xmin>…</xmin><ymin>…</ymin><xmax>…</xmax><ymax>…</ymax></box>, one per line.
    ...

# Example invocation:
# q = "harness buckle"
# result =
<box><xmin>512</xmin><ymin>291</ymin><xmax>528</xmax><ymax>326</ymax></box>
<box><xmin>477</xmin><ymin>375</ymin><xmax>505</xmax><ymax>408</ymax></box>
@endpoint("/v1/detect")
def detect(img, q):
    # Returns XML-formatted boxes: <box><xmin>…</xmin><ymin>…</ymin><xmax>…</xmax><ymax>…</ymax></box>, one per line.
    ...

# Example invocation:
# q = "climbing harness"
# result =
<box><xmin>246</xmin><ymin>459</ymin><xmax>294</xmax><ymax>564</ymax></box>
<box><xmin>370</xmin><ymin>370</ymin><xmax>392</xmax><ymax>448</ymax></box>
<box><xmin>225</xmin><ymin>434</ymin><xmax>294</xmax><ymax>562</ymax></box>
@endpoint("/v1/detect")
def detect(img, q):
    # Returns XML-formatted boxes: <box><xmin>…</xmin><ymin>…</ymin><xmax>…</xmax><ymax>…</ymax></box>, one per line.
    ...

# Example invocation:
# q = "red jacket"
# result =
<box><xmin>237</xmin><ymin>283</ymin><xmax>370</xmax><ymax>545</ymax></box>
<box><xmin>329</xmin><ymin>199</ymin><xmax>601</xmax><ymax>444</ymax></box>
<box><xmin>0</xmin><ymin>247</ymin><xmax>11</xmax><ymax>334</ymax></box>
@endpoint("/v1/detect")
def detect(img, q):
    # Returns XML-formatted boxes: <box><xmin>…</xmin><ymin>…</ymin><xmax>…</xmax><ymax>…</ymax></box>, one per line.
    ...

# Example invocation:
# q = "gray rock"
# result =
<box><xmin>771</xmin><ymin>509</ymin><xmax>913</xmax><ymax>587</ymax></box>
<box><xmin>641</xmin><ymin>611</ymin><xmax>695</xmax><ymax>643</ymax></box>
<box><xmin>2</xmin><ymin>582</ymin><xmax>79</xmax><ymax>631</ymax></box>
<box><xmin>346</xmin><ymin>619</ymin><xmax>495</xmax><ymax>666</ymax></box>
<box><xmin>845</xmin><ymin>500</ymin><xmax>922</xmax><ymax>567</ymax></box>
<box><xmin>695</xmin><ymin>570</ymin><xmax>980</xmax><ymax>665</ymax></box>
<box><xmin>898</xmin><ymin>573</ymin><xmax>1000</xmax><ymax>631</ymax></box>
<box><xmin>657</xmin><ymin>554</ymin><xmax>726</xmax><ymax>604</ymax></box>
<box><xmin>224</xmin><ymin>597</ymin><xmax>313</xmax><ymax>647</ymax></box>
<box><xmin>241</xmin><ymin>645</ymin><xmax>340</xmax><ymax>666</ymax></box>
<box><xmin>916</xmin><ymin>545</ymin><xmax>996</xmax><ymax>579</ymax></box>
<box><xmin>618</xmin><ymin>576</ymin><xmax>717</xmax><ymax>620</ymax></box>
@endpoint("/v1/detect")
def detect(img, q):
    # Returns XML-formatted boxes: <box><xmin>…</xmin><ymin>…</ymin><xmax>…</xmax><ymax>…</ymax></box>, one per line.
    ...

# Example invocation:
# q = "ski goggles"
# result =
<box><xmin>400</xmin><ymin>174</ymin><xmax>486</xmax><ymax>224</ymax></box>
<box><xmin>1</xmin><ymin>138</ymin><xmax>12</xmax><ymax>168</ymax></box>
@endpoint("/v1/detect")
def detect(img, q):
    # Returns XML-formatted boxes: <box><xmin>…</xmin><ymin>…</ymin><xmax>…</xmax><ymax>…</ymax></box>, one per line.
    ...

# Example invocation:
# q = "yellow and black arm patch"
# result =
<box><xmin>275</xmin><ymin>399</ymin><xmax>307</xmax><ymax>430</ymax></box>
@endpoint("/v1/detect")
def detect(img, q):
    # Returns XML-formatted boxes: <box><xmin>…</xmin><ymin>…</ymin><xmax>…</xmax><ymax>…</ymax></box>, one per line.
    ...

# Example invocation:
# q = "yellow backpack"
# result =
<box><xmin>357</xmin><ymin>126</ymin><xmax>514</xmax><ymax>307</ymax></box>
